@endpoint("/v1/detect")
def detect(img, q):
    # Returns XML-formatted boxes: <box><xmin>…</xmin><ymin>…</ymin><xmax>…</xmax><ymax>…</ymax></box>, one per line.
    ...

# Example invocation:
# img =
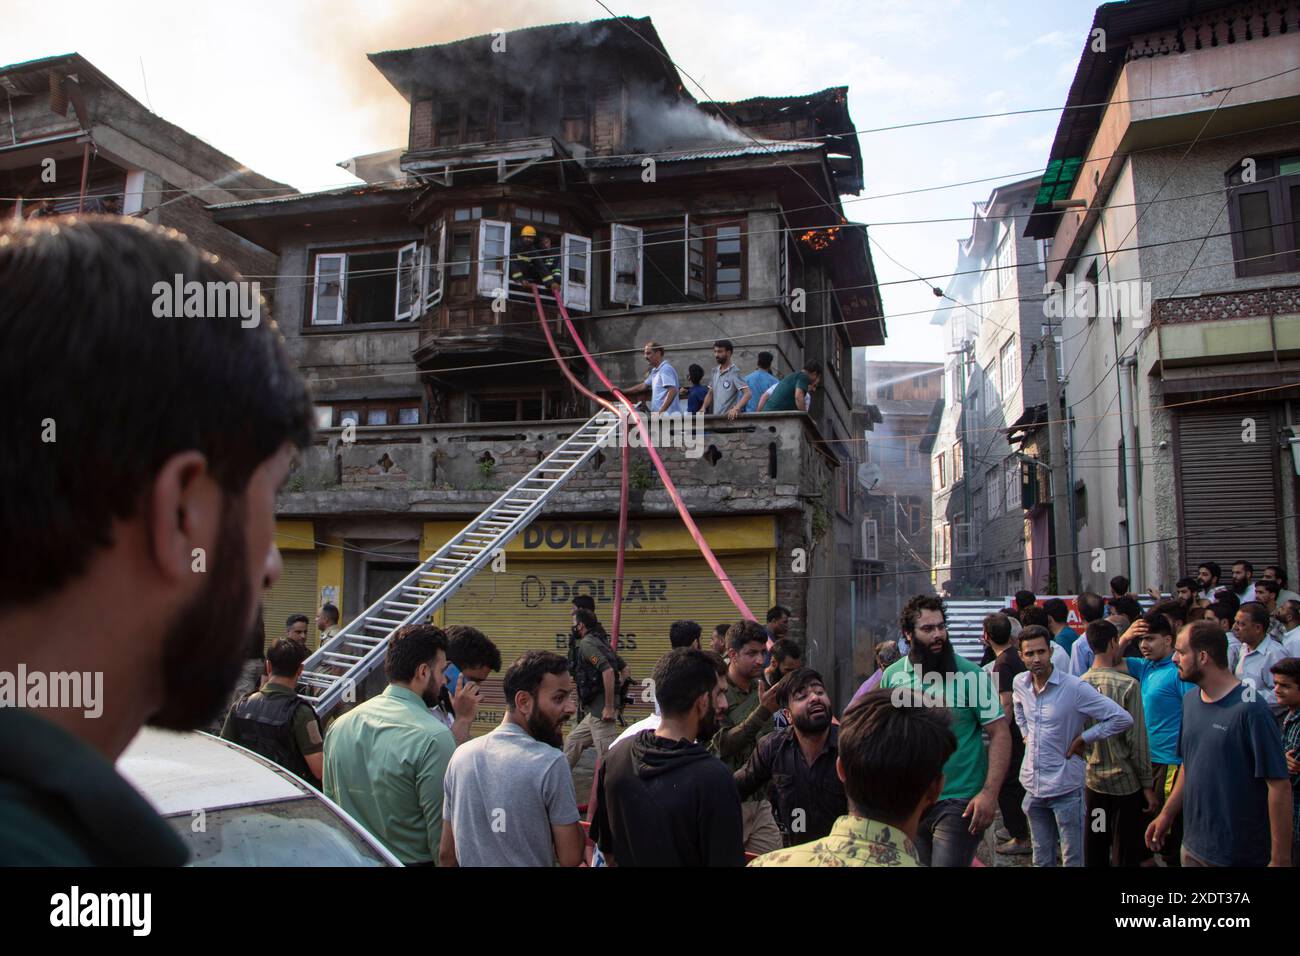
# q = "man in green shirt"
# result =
<box><xmin>759</xmin><ymin>360</ymin><xmax>821</xmax><ymax>412</ymax></box>
<box><xmin>0</xmin><ymin>218</ymin><xmax>314</xmax><ymax>865</ymax></box>
<box><xmin>221</xmin><ymin>638</ymin><xmax>324</xmax><ymax>787</ymax></box>
<box><xmin>750</xmin><ymin>688</ymin><xmax>956</xmax><ymax>867</ymax></box>
<box><xmin>881</xmin><ymin>594</ymin><xmax>1010</xmax><ymax>866</ymax></box>
<box><xmin>323</xmin><ymin>623</ymin><xmax>454</xmax><ymax>865</ymax></box>
<box><xmin>711</xmin><ymin>619</ymin><xmax>787</xmax><ymax>854</ymax></box>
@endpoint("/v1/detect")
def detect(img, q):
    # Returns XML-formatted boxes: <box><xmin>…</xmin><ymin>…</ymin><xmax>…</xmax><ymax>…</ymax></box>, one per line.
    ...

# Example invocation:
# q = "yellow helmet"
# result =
<box><xmin>520</xmin><ymin>224</ymin><xmax>538</xmax><ymax>238</ymax></box>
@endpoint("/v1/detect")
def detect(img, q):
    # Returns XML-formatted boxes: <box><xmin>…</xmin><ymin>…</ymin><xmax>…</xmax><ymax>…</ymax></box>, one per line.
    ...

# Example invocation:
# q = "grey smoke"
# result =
<box><xmin>626</xmin><ymin>84</ymin><xmax>750</xmax><ymax>152</ymax></box>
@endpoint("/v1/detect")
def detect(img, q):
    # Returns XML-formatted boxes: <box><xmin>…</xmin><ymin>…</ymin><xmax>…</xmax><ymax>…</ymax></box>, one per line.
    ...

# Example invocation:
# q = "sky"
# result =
<box><xmin>3</xmin><ymin>0</ymin><xmax>1101</xmax><ymax>364</ymax></box>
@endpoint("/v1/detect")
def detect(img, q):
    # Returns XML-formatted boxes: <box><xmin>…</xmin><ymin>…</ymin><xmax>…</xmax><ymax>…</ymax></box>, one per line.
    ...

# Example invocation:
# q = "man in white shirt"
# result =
<box><xmin>621</xmin><ymin>341</ymin><xmax>681</xmax><ymax>414</ymax></box>
<box><xmin>1262</xmin><ymin>565</ymin><xmax>1300</xmax><ymax>606</ymax></box>
<box><xmin>1233</xmin><ymin>602</ymin><xmax>1288</xmax><ymax>712</ymax></box>
<box><xmin>1279</xmin><ymin>600</ymin><xmax>1300</xmax><ymax>656</ymax></box>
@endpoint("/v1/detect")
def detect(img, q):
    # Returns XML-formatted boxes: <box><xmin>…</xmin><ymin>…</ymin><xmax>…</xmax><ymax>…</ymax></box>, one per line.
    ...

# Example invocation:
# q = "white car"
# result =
<box><xmin>117</xmin><ymin>728</ymin><xmax>401</xmax><ymax>867</ymax></box>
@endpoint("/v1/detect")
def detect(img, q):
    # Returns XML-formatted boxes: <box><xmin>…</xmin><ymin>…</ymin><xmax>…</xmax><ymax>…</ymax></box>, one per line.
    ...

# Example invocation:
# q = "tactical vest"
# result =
<box><xmin>228</xmin><ymin>689</ymin><xmax>320</xmax><ymax>788</ymax></box>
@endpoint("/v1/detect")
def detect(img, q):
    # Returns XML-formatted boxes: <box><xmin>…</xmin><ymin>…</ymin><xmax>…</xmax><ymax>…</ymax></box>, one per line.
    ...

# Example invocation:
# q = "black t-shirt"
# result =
<box><xmin>992</xmin><ymin>648</ymin><xmax>1027</xmax><ymax>742</ymax></box>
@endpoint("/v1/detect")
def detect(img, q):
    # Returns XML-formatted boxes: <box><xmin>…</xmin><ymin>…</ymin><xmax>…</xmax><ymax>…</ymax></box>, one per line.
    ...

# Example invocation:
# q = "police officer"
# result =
<box><xmin>511</xmin><ymin>224</ymin><xmax>560</xmax><ymax>289</ymax></box>
<box><xmin>220</xmin><ymin>638</ymin><xmax>325</xmax><ymax>788</ymax></box>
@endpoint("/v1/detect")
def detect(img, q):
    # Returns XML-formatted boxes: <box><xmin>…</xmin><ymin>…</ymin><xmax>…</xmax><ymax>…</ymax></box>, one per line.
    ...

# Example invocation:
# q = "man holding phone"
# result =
<box><xmin>433</xmin><ymin>625</ymin><xmax>502</xmax><ymax>745</ymax></box>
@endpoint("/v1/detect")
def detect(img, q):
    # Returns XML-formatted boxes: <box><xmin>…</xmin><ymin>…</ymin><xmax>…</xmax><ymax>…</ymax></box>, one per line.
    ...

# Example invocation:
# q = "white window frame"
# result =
<box><xmin>395</xmin><ymin>242</ymin><xmax>418</xmax><ymax>321</ymax></box>
<box><xmin>561</xmin><ymin>233</ymin><xmax>592</xmax><ymax>312</ymax></box>
<box><xmin>422</xmin><ymin>221</ymin><xmax>446</xmax><ymax>311</ymax></box>
<box><xmin>995</xmin><ymin>228</ymin><xmax>1013</xmax><ymax>293</ymax></box>
<box><xmin>1004</xmin><ymin>457</ymin><xmax>1019</xmax><ymax>512</ymax></box>
<box><xmin>1000</xmin><ymin>336</ymin><xmax>1019</xmax><ymax>393</ymax></box>
<box><xmin>986</xmin><ymin>467</ymin><xmax>1000</xmax><ymax>516</ymax></box>
<box><xmin>609</xmin><ymin>222</ymin><xmax>644</xmax><ymax>306</ymax></box>
<box><xmin>477</xmin><ymin>219</ymin><xmax>510</xmax><ymax>299</ymax></box>
<box><xmin>310</xmin><ymin>253</ymin><xmax>346</xmax><ymax>326</ymax></box>
<box><xmin>862</xmin><ymin>518</ymin><xmax>879</xmax><ymax>561</ymax></box>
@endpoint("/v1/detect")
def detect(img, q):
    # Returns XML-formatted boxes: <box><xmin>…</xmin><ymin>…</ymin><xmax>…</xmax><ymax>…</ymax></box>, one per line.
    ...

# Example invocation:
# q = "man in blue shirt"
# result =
<box><xmin>1116</xmin><ymin>610</ymin><xmax>1194</xmax><ymax>865</ymax></box>
<box><xmin>744</xmin><ymin>351</ymin><xmax>779</xmax><ymax>413</ymax></box>
<box><xmin>1146</xmin><ymin>621</ymin><xmax>1291</xmax><ymax>867</ymax></box>
<box><xmin>621</xmin><ymin>341</ymin><xmax>681</xmax><ymax>414</ymax></box>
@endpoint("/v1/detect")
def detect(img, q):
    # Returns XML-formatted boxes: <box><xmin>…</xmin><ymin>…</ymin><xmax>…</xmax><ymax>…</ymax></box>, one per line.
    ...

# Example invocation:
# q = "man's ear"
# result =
<box><xmin>145</xmin><ymin>450</ymin><xmax>219</xmax><ymax>584</ymax></box>
<box><xmin>835</xmin><ymin>755</ymin><xmax>846</xmax><ymax>785</ymax></box>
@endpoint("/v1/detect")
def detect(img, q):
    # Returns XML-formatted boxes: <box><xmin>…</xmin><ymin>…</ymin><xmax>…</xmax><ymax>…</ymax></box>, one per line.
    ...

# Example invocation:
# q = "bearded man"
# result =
<box><xmin>735</xmin><ymin>668</ymin><xmax>845</xmax><ymax>844</ymax></box>
<box><xmin>879</xmin><ymin>594</ymin><xmax>1010</xmax><ymax>866</ymax></box>
<box><xmin>591</xmin><ymin>649</ymin><xmax>744</xmax><ymax>866</ymax></box>
<box><xmin>0</xmin><ymin>218</ymin><xmax>313</xmax><ymax>866</ymax></box>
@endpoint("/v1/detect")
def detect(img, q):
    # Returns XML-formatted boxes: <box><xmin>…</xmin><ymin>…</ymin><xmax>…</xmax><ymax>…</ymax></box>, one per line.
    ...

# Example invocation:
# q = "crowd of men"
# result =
<box><xmin>2</xmin><ymin>219</ymin><xmax>1295</xmax><ymax>872</ymax></box>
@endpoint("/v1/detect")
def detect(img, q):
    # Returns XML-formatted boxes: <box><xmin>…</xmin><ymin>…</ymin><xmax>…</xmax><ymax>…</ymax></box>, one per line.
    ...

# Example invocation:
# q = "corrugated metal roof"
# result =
<box><xmin>210</xmin><ymin>181</ymin><xmax>418</xmax><ymax>211</ymax></box>
<box><xmin>588</xmin><ymin>139</ymin><xmax>822</xmax><ymax>166</ymax></box>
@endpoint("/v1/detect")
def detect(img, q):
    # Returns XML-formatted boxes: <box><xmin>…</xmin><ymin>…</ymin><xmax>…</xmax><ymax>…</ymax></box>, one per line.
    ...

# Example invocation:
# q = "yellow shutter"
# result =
<box><xmin>443</xmin><ymin>553</ymin><xmax>771</xmax><ymax>738</ymax></box>
<box><xmin>262</xmin><ymin>550</ymin><xmax>319</xmax><ymax>651</ymax></box>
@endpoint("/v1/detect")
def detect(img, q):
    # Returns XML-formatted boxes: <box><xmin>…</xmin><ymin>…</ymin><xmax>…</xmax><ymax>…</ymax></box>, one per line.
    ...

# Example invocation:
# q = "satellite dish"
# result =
<box><xmin>857</xmin><ymin>462</ymin><xmax>882</xmax><ymax>491</ymax></box>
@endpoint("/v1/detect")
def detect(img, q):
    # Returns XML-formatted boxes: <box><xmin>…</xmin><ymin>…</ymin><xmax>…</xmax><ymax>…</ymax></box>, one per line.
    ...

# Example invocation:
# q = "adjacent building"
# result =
<box><xmin>0</xmin><ymin>53</ymin><xmax>287</xmax><ymax>276</ymax></box>
<box><xmin>1025</xmin><ymin>0</ymin><xmax>1300</xmax><ymax>593</ymax></box>
<box><xmin>212</xmin><ymin>16</ymin><xmax>887</xmax><ymax>718</ymax></box>
<box><xmin>929</xmin><ymin>176</ymin><xmax>1052</xmax><ymax>597</ymax></box>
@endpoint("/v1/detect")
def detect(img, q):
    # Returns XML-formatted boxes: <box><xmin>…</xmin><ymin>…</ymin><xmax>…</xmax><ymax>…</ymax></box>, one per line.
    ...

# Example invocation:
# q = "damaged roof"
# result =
<box><xmin>585</xmin><ymin>139</ymin><xmax>823</xmax><ymax>166</ymax></box>
<box><xmin>368</xmin><ymin>16</ymin><xmax>685</xmax><ymax>102</ymax></box>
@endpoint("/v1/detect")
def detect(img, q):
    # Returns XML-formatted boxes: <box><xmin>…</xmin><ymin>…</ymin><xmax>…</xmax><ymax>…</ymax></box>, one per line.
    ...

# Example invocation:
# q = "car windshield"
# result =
<box><xmin>169</xmin><ymin>797</ymin><xmax>393</xmax><ymax>866</ymax></box>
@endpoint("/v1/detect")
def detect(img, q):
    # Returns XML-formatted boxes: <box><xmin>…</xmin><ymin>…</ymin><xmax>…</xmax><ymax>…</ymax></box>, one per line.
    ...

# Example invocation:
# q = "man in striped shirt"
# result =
<box><xmin>1080</xmin><ymin>620</ymin><xmax>1157</xmax><ymax>867</ymax></box>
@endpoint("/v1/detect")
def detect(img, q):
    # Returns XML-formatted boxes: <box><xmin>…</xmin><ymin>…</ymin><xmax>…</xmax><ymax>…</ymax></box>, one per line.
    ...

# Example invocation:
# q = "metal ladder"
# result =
<box><xmin>298</xmin><ymin>409</ymin><xmax>621</xmax><ymax>717</ymax></box>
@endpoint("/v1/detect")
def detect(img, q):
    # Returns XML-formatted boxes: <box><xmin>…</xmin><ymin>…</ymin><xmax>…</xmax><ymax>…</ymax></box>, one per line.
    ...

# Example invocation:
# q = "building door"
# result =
<box><xmin>364</xmin><ymin>560</ymin><xmax>420</xmax><ymax>611</ymax></box>
<box><xmin>1175</xmin><ymin>408</ymin><xmax>1282</xmax><ymax>572</ymax></box>
<box><xmin>262</xmin><ymin>550</ymin><xmax>318</xmax><ymax>650</ymax></box>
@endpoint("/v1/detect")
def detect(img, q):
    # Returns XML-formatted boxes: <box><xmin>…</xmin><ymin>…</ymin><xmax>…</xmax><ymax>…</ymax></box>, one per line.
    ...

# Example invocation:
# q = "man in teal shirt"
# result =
<box><xmin>761</xmin><ymin>360</ymin><xmax>821</xmax><ymax>412</ymax></box>
<box><xmin>881</xmin><ymin>595</ymin><xmax>1010</xmax><ymax>866</ymax></box>
<box><xmin>324</xmin><ymin>623</ymin><xmax>454</xmax><ymax>865</ymax></box>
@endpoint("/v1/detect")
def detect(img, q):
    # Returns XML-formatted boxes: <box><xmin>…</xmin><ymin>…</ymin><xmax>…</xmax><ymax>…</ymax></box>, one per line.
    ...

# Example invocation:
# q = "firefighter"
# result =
<box><xmin>511</xmin><ymin>224</ymin><xmax>561</xmax><ymax>290</ymax></box>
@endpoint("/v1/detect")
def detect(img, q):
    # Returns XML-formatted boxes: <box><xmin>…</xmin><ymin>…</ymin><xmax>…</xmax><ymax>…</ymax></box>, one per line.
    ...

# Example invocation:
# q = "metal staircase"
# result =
<box><xmin>298</xmin><ymin>409</ymin><xmax>621</xmax><ymax>716</ymax></box>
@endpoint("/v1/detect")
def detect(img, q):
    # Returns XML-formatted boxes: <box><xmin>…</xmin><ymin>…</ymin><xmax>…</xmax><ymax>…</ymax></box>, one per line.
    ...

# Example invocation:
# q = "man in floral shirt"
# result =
<box><xmin>749</xmin><ymin>689</ymin><xmax>955</xmax><ymax>867</ymax></box>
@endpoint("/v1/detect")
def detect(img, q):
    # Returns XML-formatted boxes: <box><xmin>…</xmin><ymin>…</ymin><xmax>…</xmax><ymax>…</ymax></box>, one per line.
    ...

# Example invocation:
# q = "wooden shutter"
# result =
<box><xmin>478</xmin><ymin>219</ymin><xmax>509</xmax><ymax>298</ymax></box>
<box><xmin>561</xmin><ymin>233</ymin><xmax>591</xmax><ymax>311</ymax></box>
<box><xmin>423</xmin><ymin>221</ymin><xmax>445</xmax><ymax>310</ymax></box>
<box><xmin>1176</xmin><ymin>409</ymin><xmax>1281</xmax><ymax>570</ymax></box>
<box><xmin>395</xmin><ymin>242</ymin><xmax>418</xmax><ymax>320</ymax></box>
<box><xmin>311</xmin><ymin>254</ymin><xmax>345</xmax><ymax>325</ymax></box>
<box><xmin>609</xmin><ymin>223</ymin><xmax>643</xmax><ymax>306</ymax></box>
<box><xmin>262</xmin><ymin>550</ymin><xmax>320</xmax><ymax>651</ymax></box>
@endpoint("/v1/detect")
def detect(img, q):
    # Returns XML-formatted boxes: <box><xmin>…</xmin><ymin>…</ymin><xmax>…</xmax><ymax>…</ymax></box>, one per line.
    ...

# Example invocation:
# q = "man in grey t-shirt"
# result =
<box><xmin>702</xmin><ymin>339</ymin><xmax>750</xmax><ymax>420</ymax></box>
<box><xmin>439</xmin><ymin>651</ymin><xmax>585</xmax><ymax>867</ymax></box>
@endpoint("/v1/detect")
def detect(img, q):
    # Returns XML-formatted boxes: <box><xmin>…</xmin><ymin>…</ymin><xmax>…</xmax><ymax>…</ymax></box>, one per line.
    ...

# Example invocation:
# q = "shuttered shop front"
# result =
<box><xmin>262</xmin><ymin>550</ymin><xmax>319</xmax><ymax>651</ymax></box>
<box><xmin>423</xmin><ymin>517</ymin><xmax>775</xmax><ymax>738</ymax></box>
<box><xmin>1175</xmin><ymin>408</ymin><xmax>1282</xmax><ymax>571</ymax></box>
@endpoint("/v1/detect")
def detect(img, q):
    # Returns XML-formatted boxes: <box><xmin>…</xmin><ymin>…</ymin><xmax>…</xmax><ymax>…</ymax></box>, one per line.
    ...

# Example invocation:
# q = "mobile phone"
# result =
<box><xmin>445</xmin><ymin>662</ymin><xmax>462</xmax><ymax>696</ymax></box>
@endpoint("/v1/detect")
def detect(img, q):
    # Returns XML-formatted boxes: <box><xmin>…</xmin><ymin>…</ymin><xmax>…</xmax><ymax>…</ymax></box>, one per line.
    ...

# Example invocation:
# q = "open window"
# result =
<box><xmin>1226</xmin><ymin>153</ymin><xmax>1300</xmax><ymax>277</ymax></box>
<box><xmin>562</xmin><ymin>233</ymin><xmax>591</xmax><ymax>311</ymax></box>
<box><xmin>310</xmin><ymin>246</ymin><xmax>433</xmax><ymax>326</ymax></box>
<box><xmin>609</xmin><ymin>223</ymin><xmax>643</xmax><ymax>306</ymax></box>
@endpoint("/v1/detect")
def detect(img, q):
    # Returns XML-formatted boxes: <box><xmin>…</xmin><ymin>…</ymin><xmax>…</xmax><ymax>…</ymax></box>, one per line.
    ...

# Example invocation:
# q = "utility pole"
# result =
<box><xmin>1042</xmin><ymin>328</ymin><xmax>1078</xmax><ymax>592</ymax></box>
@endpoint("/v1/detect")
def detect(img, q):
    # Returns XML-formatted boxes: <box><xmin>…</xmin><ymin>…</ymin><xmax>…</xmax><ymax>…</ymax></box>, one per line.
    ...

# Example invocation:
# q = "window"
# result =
<box><xmin>1036</xmin><ymin>238</ymin><xmax>1052</xmax><ymax>272</ymax></box>
<box><xmin>980</xmin><ymin>258</ymin><xmax>998</xmax><ymax>317</ymax></box>
<box><xmin>1225</xmin><ymin>153</ymin><xmax>1300</xmax><ymax>277</ymax></box>
<box><xmin>470</xmin><ymin>392</ymin><xmax>563</xmax><ymax>422</ymax></box>
<box><xmin>559</xmin><ymin>85</ymin><xmax>589</xmax><ymax>142</ymax></box>
<box><xmin>933</xmin><ymin>527</ymin><xmax>943</xmax><ymax>566</ymax></box>
<box><xmin>1039</xmin><ymin>325</ymin><xmax>1064</xmax><ymax>381</ymax></box>
<box><xmin>995</xmin><ymin>227</ymin><xmax>1013</xmax><ymax>293</ymax></box>
<box><xmin>331</xmin><ymin>400</ymin><xmax>421</xmax><ymax>428</ymax></box>
<box><xmin>712</xmin><ymin>223</ymin><xmax>743</xmax><ymax>299</ymax></box>
<box><xmin>464</xmin><ymin>97</ymin><xmax>490</xmax><ymax>143</ymax></box>
<box><xmin>514</xmin><ymin>205</ymin><xmax>561</xmax><ymax>225</ymax></box>
<box><xmin>949</xmin><ymin>362</ymin><xmax>962</xmax><ymax>404</ymax></box>
<box><xmin>936</xmin><ymin>452</ymin><xmax>948</xmax><ymax>489</ymax></box>
<box><xmin>983</xmin><ymin>361</ymin><xmax>998</xmax><ymax>421</ymax></box>
<box><xmin>310</xmin><ymin>246</ymin><xmax>421</xmax><ymax>326</ymax></box>
<box><xmin>477</xmin><ymin>220</ymin><xmax>510</xmax><ymax>298</ymax></box>
<box><xmin>1004</xmin><ymin>457</ymin><xmax>1019</xmax><ymax>512</ymax></box>
<box><xmin>951</xmin><ymin>441</ymin><xmax>963</xmax><ymax>483</ymax></box>
<box><xmin>862</xmin><ymin>518</ymin><xmax>879</xmax><ymax>560</ymax></box>
<box><xmin>562</xmin><ymin>234</ymin><xmax>592</xmax><ymax>312</ymax></box>
<box><xmin>905</xmin><ymin>497</ymin><xmax>925</xmax><ymax>535</ymax></box>
<box><xmin>904</xmin><ymin>437</ymin><xmax>923</xmax><ymax>469</ymax></box>
<box><xmin>449</xmin><ymin>230</ymin><xmax>472</xmax><ymax>278</ymax></box>
<box><xmin>986</xmin><ymin>467</ymin><xmax>1000</xmax><ymax>516</ymax></box>
<box><xmin>999</xmin><ymin>336</ymin><xmax>1019</xmax><ymax>394</ymax></box>
<box><xmin>435</xmin><ymin>100</ymin><xmax>460</xmax><ymax>146</ymax></box>
<box><xmin>609</xmin><ymin>223</ymin><xmax>644</xmax><ymax>306</ymax></box>
<box><xmin>499</xmin><ymin>90</ymin><xmax>526</xmax><ymax>137</ymax></box>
